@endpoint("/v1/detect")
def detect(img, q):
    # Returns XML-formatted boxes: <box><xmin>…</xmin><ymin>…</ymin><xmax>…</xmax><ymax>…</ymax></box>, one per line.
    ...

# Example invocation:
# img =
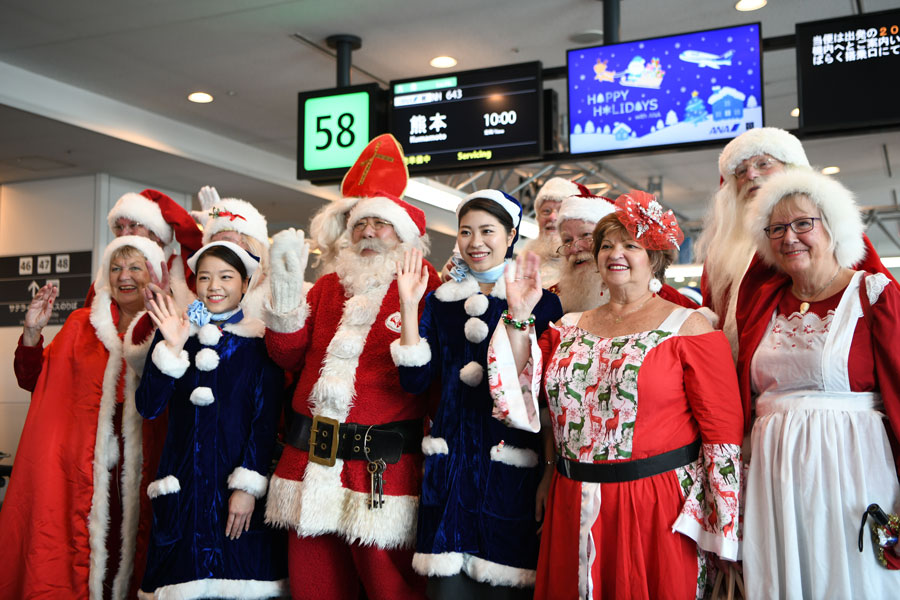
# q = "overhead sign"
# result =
<box><xmin>297</xmin><ymin>83</ymin><xmax>385</xmax><ymax>182</ymax></box>
<box><xmin>389</xmin><ymin>61</ymin><xmax>543</xmax><ymax>172</ymax></box>
<box><xmin>796</xmin><ymin>8</ymin><xmax>900</xmax><ymax>133</ymax></box>
<box><xmin>567</xmin><ymin>24</ymin><xmax>763</xmax><ymax>155</ymax></box>
<box><xmin>0</xmin><ymin>251</ymin><xmax>92</xmax><ymax>328</ymax></box>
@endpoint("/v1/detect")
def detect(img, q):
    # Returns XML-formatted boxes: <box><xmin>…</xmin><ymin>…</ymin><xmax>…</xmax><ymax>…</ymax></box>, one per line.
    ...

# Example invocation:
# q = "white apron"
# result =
<box><xmin>744</xmin><ymin>271</ymin><xmax>900</xmax><ymax>599</ymax></box>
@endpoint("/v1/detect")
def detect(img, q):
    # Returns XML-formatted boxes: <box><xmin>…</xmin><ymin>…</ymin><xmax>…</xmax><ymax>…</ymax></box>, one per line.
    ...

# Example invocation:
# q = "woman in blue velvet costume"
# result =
<box><xmin>136</xmin><ymin>241</ymin><xmax>287</xmax><ymax>599</ymax></box>
<box><xmin>393</xmin><ymin>190</ymin><xmax>562</xmax><ymax>598</ymax></box>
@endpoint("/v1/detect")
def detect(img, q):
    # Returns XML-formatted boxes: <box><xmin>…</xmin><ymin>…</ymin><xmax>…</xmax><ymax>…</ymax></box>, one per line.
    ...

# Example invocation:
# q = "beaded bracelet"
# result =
<box><xmin>501</xmin><ymin>310</ymin><xmax>535</xmax><ymax>330</ymax></box>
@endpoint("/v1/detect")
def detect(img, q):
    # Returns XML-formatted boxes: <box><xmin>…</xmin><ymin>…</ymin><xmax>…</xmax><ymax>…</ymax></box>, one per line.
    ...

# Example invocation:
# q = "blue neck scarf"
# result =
<box><xmin>186</xmin><ymin>299</ymin><xmax>243</xmax><ymax>328</ymax></box>
<box><xmin>448</xmin><ymin>254</ymin><xmax>508</xmax><ymax>284</ymax></box>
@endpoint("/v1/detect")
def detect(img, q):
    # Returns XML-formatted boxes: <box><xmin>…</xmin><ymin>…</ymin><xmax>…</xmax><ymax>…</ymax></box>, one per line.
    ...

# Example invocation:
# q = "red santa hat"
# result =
<box><xmin>202</xmin><ymin>198</ymin><xmax>270</xmax><ymax>249</ymax></box>
<box><xmin>107</xmin><ymin>189</ymin><xmax>200</xmax><ymax>250</ymax></box>
<box><xmin>94</xmin><ymin>235</ymin><xmax>166</xmax><ymax>292</ymax></box>
<box><xmin>750</xmin><ymin>169</ymin><xmax>865</xmax><ymax>269</ymax></box>
<box><xmin>557</xmin><ymin>192</ymin><xmax>616</xmax><ymax>226</ymax></box>
<box><xmin>718</xmin><ymin>127</ymin><xmax>810</xmax><ymax>180</ymax></box>
<box><xmin>534</xmin><ymin>178</ymin><xmax>585</xmax><ymax>213</ymax></box>
<box><xmin>342</xmin><ymin>134</ymin><xmax>427</xmax><ymax>246</ymax></box>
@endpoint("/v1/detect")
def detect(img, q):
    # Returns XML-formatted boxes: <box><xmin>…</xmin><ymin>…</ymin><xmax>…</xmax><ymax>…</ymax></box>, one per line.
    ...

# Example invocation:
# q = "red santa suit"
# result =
<box><xmin>0</xmin><ymin>237</ymin><xmax>169</xmax><ymax>600</ymax></box>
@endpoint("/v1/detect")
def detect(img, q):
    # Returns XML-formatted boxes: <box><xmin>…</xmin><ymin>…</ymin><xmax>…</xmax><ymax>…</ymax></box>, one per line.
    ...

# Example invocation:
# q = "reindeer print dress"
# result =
<box><xmin>493</xmin><ymin>309</ymin><xmax>744</xmax><ymax>600</ymax></box>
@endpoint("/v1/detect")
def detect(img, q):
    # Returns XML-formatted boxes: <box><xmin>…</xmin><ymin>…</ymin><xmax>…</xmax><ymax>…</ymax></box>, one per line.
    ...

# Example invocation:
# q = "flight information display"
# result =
<box><xmin>389</xmin><ymin>62</ymin><xmax>543</xmax><ymax>172</ymax></box>
<box><xmin>567</xmin><ymin>23</ymin><xmax>763</xmax><ymax>155</ymax></box>
<box><xmin>796</xmin><ymin>9</ymin><xmax>900</xmax><ymax>133</ymax></box>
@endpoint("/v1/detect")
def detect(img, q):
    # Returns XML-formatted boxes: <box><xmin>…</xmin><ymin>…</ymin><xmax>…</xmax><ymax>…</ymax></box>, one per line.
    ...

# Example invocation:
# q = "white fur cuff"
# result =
<box><xmin>227</xmin><ymin>466</ymin><xmax>269</xmax><ymax>498</ymax></box>
<box><xmin>390</xmin><ymin>338</ymin><xmax>432</xmax><ymax>367</ymax></box>
<box><xmin>412</xmin><ymin>552</ymin><xmax>465</xmax><ymax>577</ymax></box>
<box><xmin>422</xmin><ymin>435</ymin><xmax>449</xmax><ymax>455</ymax></box>
<box><xmin>151</xmin><ymin>343</ymin><xmax>190</xmax><ymax>379</ymax></box>
<box><xmin>147</xmin><ymin>475</ymin><xmax>180</xmax><ymax>498</ymax></box>
<box><xmin>189</xmin><ymin>387</ymin><xmax>215</xmax><ymax>406</ymax></box>
<box><xmin>263</xmin><ymin>297</ymin><xmax>310</xmax><ymax>334</ymax></box>
<box><xmin>490</xmin><ymin>444</ymin><xmax>539</xmax><ymax>468</ymax></box>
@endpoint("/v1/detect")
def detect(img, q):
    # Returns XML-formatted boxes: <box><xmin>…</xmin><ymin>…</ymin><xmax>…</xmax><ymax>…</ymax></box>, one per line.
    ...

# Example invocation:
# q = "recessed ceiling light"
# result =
<box><xmin>821</xmin><ymin>166</ymin><xmax>840</xmax><ymax>175</ymax></box>
<box><xmin>430</xmin><ymin>56</ymin><xmax>457</xmax><ymax>69</ymax></box>
<box><xmin>188</xmin><ymin>92</ymin><xmax>214</xmax><ymax>103</ymax></box>
<box><xmin>790</xmin><ymin>107</ymin><xmax>800</xmax><ymax>117</ymax></box>
<box><xmin>735</xmin><ymin>0</ymin><xmax>767</xmax><ymax>11</ymax></box>
<box><xmin>570</xmin><ymin>30</ymin><xmax>604</xmax><ymax>45</ymax></box>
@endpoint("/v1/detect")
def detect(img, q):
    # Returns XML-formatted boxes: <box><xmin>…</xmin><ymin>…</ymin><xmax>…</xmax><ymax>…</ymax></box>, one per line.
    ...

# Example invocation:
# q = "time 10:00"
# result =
<box><xmin>483</xmin><ymin>111</ymin><xmax>517</xmax><ymax>127</ymax></box>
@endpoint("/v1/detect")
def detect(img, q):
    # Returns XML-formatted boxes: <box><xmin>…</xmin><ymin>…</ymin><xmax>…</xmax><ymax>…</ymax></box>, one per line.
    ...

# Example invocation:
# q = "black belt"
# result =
<box><xmin>286</xmin><ymin>412</ymin><xmax>423</xmax><ymax>467</ymax></box>
<box><xmin>556</xmin><ymin>440</ymin><xmax>701</xmax><ymax>483</ymax></box>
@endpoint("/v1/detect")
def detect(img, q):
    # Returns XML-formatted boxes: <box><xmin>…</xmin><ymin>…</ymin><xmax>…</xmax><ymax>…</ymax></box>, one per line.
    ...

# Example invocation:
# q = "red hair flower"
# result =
<box><xmin>614</xmin><ymin>190</ymin><xmax>684</xmax><ymax>251</ymax></box>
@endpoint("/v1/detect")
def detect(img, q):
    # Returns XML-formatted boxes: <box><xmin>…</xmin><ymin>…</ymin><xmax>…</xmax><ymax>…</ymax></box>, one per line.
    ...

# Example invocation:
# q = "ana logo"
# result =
<box><xmin>385</xmin><ymin>311</ymin><xmax>402</xmax><ymax>333</ymax></box>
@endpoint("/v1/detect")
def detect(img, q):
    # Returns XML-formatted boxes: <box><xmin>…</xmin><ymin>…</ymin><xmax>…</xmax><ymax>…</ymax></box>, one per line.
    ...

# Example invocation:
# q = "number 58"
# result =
<box><xmin>315</xmin><ymin>113</ymin><xmax>356</xmax><ymax>150</ymax></box>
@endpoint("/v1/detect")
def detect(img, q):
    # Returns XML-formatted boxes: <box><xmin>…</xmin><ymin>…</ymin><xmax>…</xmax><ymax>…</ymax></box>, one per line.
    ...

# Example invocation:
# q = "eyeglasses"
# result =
<box><xmin>763</xmin><ymin>217</ymin><xmax>821</xmax><ymax>239</ymax></box>
<box><xmin>352</xmin><ymin>217</ymin><xmax>393</xmax><ymax>232</ymax></box>
<box><xmin>734</xmin><ymin>156</ymin><xmax>782</xmax><ymax>181</ymax></box>
<box><xmin>112</xmin><ymin>220</ymin><xmax>145</xmax><ymax>235</ymax></box>
<box><xmin>556</xmin><ymin>233</ymin><xmax>593</xmax><ymax>256</ymax></box>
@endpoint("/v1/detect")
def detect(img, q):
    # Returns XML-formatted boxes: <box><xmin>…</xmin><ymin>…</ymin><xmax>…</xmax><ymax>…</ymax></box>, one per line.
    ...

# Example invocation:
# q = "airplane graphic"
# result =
<box><xmin>678</xmin><ymin>49</ymin><xmax>734</xmax><ymax>69</ymax></box>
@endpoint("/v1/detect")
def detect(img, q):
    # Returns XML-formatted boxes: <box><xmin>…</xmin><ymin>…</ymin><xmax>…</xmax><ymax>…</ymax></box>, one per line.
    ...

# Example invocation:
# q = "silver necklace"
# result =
<box><xmin>796</xmin><ymin>266</ymin><xmax>842</xmax><ymax>315</ymax></box>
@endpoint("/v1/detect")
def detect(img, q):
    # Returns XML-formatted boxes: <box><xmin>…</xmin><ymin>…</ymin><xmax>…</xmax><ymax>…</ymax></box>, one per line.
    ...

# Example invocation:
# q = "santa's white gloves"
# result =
<box><xmin>198</xmin><ymin>185</ymin><xmax>221</xmax><ymax>211</ymax></box>
<box><xmin>269</xmin><ymin>228</ymin><xmax>309</xmax><ymax>314</ymax></box>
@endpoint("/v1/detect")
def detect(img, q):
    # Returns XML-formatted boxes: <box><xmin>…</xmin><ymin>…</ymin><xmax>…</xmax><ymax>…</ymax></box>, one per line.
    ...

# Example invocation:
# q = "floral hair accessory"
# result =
<box><xmin>209</xmin><ymin>207</ymin><xmax>247</xmax><ymax>222</ymax></box>
<box><xmin>614</xmin><ymin>190</ymin><xmax>684</xmax><ymax>251</ymax></box>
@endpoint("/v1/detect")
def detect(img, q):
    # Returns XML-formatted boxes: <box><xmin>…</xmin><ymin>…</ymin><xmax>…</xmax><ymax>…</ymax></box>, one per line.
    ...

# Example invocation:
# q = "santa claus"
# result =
<box><xmin>263</xmin><ymin>134</ymin><xmax>440</xmax><ymax>600</ymax></box>
<box><xmin>521</xmin><ymin>177</ymin><xmax>585</xmax><ymax>287</ymax></box>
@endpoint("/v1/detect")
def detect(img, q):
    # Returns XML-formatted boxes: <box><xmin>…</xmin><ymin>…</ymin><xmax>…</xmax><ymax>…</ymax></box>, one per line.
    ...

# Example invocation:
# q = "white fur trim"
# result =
<box><xmin>223</xmin><ymin>317</ymin><xmax>266</xmax><ymax>339</ymax></box>
<box><xmin>750</xmin><ymin>169</ymin><xmax>865</xmax><ymax>269</ymax></box>
<box><xmin>326</xmin><ymin>328</ymin><xmax>366</xmax><ymax>359</ymax></box>
<box><xmin>138</xmin><ymin>577</ymin><xmax>288</xmax><ymax>600</ymax></box>
<box><xmin>265</xmin><ymin>473</ymin><xmax>419</xmax><ymax>550</ymax></box>
<box><xmin>227</xmin><ymin>466</ymin><xmax>268</xmax><ymax>498</ymax></box>
<box><xmin>465</xmin><ymin>554</ymin><xmax>537</xmax><ymax>588</ymax></box>
<box><xmin>197</xmin><ymin>323</ymin><xmax>222</xmax><ymax>346</ymax></box>
<box><xmin>434</xmin><ymin>275</ymin><xmax>480</xmax><ymax>302</ymax></box>
<box><xmin>534</xmin><ymin>177</ymin><xmax>581</xmax><ymax>213</ymax></box>
<box><xmin>718</xmin><ymin>127</ymin><xmax>810</xmax><ymax>178</ymax></box>
<box><xmin>263</xmin><ymin>297</ymin><xmax>309</xmax><ymax>334</ymax></box>
<box><xmin>104</xmin><ymin>433</ymin><xmax>120</xmax><ymax>470</ymax></box>
<box><xmin>108</xmin><ymin>192</ymin><xmax>173</xmax><ymax>244</ymax></box>
<box><xmin>459</xmin><ymin>361</ymin><xmax>484</xmax><ymax>387</ymax></box>
<box><xmin>457</xmin><ymin>189</ymin><xmax>521</xmax><ymax>225</ymax></box>
<box><xmin>123</xmin><ymin>311</ymin><xmax>154</xmax><ymax>375</ymax></box>
<box><xmin>464</xmin><ymin>293</ymin><xmax>489</xmax><ymax>316</ymax></box>
<box><xmin>147</xmin><ymin>475</ymin><xmax>181</xmax><ymax>498</ymax></box>
<box><xmin>866</xmin><ymin>272</ymin><xmax>890</xmax><ymax>305</ymax></box>
<box><xmin>195</xmin><ymin>347</ymin><xmax>220</xmax><ymax>371</ymax></box>
<box><xmin>422</xmin><ymin>435</ymin><xmax>449</xmax><ymax>455</ymax></box>
<box><xmin>490</xmin><ymin>273</ymin><xmax>507</xmax><ymax>300</ymax></box>
<box><xmin>489</xmin><ymin>443</ymin><xmax>539</xmax><ymax>468</ymax></box>
<box><xmin>114</xmin><ymin>366</ymin><xmax>146</xmax><ymax>599</ymax></box>
<box><xmin>343</xmin><ymin>293</ymin><xmax>380</xmax><ymax>325</ymax></box>
<box><xmin>412</xmin><ymin>552</ymin><xmax>465</xmax><ymax>577</ymax></box>
<box><xmin>558</xmin><ymin>196</ymin><xmax>615</xmax><ymax>226</ymax></box>
<box><xmin>94</xmin><ymin>235</ymin><xmax>166</xmax><ymax>292</ymax></box>
<box><xmin>464</xmin><ymin>317</ymin><xmax>489</xmax><ymax>344</ymax></box>
<box><xmin>202</xmin><ymin>197</ymin><xmax>269</xmax><ymax>247</ymax></box>
<box><xmin>189</xmin><ymin>386</ymin><xmax>215</xmax><ymax>406</ymax></box>
<box><xmin>348</xmin><ymin>196</ymin><xmax>422</xmax><ymax>245</ymax></box>
<box><xmin>390</xmin><ymin>337</ymin><xmax>432</xmax><ymax>367</ymax></box>
<box><xmin>151</xmin><ymin>342</ymin><xmax>190</xmax><ymax>379</ymax></box>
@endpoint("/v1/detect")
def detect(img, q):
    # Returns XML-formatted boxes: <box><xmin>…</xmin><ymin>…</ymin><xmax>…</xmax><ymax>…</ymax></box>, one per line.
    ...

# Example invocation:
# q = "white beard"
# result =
<box><xmin>555</xmin><ymin>253</ymin><xmax>608</xmax><ymax>313</ymax></box>
<box><xmin>333</xmin><ymin>238</ymin><xmax>406</xmax><ymax>297</ymax></box>
<box><xmin>522</xmin><ymin>233</ymin><xmax>560</xmax><ymax>261</ymax></box>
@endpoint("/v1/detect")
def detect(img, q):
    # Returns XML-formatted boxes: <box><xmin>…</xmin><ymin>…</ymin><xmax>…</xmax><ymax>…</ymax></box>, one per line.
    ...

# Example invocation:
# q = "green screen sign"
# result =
<box><xmin>297</xmin><ymin>83</ymin><xmax>384</xmax><ymax>181</ymax></box>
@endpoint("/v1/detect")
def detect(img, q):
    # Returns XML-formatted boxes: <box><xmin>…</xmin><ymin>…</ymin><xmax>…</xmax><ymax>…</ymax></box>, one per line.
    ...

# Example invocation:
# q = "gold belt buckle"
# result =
<box><xmin>309</xmin><ymin>415</ymin><xmax>340</xmax><ymax>467</ymax></box>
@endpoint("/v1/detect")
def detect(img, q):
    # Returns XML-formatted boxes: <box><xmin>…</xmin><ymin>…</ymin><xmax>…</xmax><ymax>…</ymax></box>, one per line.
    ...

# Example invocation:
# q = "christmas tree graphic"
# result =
<box><xmin>684</xmin><ymin>91</ymin><xmax>708</xmax><ymax>125</ymax></box>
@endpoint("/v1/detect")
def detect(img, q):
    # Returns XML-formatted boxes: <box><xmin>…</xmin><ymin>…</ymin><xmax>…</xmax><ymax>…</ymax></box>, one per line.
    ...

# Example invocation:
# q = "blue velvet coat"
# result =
<box><xmin>395</xmin><ymin>275</ymin><xmax>561</xmax><ymax>586</ymax></box>
<box><xmin>136</xmin><ymin>314</ymin><xmax>287</xmax><ymax>599</ymax></box>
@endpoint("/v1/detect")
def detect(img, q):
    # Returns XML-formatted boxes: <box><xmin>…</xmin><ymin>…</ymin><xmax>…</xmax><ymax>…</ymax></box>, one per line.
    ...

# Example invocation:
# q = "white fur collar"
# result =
<box><xmin>434</xmin><ymin>273</ymin><xmax>507</xmax><ymax>302</ymax></box>
<box><xmin>223</xmin><ymin>317</ymin><xmax>266</xmax><ymax>339</ymax></box>
<box><xmin>89</xmin><ymin>288</ymin><xmax>122</xmax><ymax>352</ymax></box>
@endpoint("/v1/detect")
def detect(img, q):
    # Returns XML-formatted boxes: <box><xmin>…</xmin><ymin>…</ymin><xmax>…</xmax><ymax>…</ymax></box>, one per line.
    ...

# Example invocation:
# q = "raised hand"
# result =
<box><xmin>22</xmin><ymin>283</ymin><xmax>59</xmax><ymax>346</ymax></box>
<box><xmin>504</xmin><ymin>251</ymin><xmax>543</xmax><ymax>320</ymax></box>
<box><xmin>396</xmin><ymin>248</ymin><xmax>429</xmax><ymax>308</ymax></box>
<box><xmin>197</xmin><ymin>185</ymin><xmax>221</xmax><ymax>212</ymax></box>
<box><xmin>146</xmin><ymin>291</ymin><xmax>190</xmax><ymax>354</ymax></box>
<box><xmin>269</xmin><ymin>228</ymin><xmax>309</xmax><ymax>314</ymax></box>
<box><xmin>143</xmin><ymin>260</ymin><xmax>170</xmax><ymax>310</ymax></box>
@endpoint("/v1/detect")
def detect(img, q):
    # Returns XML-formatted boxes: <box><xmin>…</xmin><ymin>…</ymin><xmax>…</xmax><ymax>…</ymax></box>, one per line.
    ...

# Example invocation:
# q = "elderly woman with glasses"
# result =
<box><xmin>735</xmin><ymin>169</ymin><xmax>900</xmax><ymax>598</ymax></box>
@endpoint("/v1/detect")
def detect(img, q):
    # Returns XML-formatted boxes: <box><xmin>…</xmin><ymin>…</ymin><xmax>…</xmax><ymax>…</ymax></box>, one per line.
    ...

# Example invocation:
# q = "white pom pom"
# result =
<box><xmin>195</xmin><ymin>348</ymin><xmax>220</xmax><ymax>371</ymax></box>
<box><xmin>648</xmin><ymin>277</ymin><xmax>662</xmax><ymax>293</ymax></box>
<box><xmin>459</xmin><ymin>361</ymin><xmax>484</xmax><ymax>387</ymax></box>
<box><xmin>190</xmin><ymin>386</ymin><xmax>215</xmax><ymax>406</ymax></box>
<box><xmin>464</xmin><ymin>294</ymin><xmax>489</xmax><ymax>316</ymax></box>
<box><xmin>198</xmin><ymin>323</ymin><xmax>222</xmax><ymax>346</ymax></box>
<box><xmin>464</xmin><ymin>317</ymin><xmax>489</xmax><ymax>344</ymax></box>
